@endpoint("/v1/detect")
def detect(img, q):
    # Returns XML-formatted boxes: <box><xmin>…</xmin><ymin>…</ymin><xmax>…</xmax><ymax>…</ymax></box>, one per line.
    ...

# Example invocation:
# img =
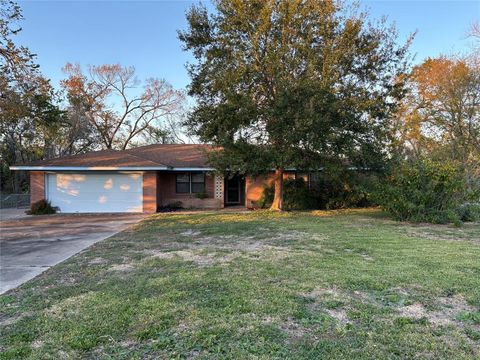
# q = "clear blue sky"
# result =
<box><xmin>17</xmin><ymin>0</ymin><xmax>479</xmax><ymax>93</ymax></box>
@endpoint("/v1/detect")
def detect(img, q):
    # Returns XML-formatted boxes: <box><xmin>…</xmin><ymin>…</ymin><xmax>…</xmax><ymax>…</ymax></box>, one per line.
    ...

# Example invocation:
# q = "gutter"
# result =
<box><xmin>9</xmin><ymin>166</ymin><xmax>217</xmax><ymax>171</ymax></box>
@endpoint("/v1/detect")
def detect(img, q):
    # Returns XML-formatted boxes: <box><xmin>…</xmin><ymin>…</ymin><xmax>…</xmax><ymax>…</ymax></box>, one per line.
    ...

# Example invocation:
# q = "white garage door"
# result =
<box><xmin>46</xmin><ymin>172</ymin><xmax>143</xmax><ymax>213</ymax></box>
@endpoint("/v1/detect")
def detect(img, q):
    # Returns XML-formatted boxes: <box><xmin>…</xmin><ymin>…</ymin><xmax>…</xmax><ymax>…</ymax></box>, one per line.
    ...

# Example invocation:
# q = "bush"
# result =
<box><xmin>26</xmin><ymin>199</ymin><xmax>57</xmax><ymax>215</ymax></box>
<box><xmin>259</xmin><ymin>178</ymin><xmax>315</xmax><ymax>210</ymax></box>
<box><xmin>311</xmin><ymin>168</ymin><xmax>377</xmax><ymax>209</ymax></box>
<box><xmin>157</xmin><ymin>201</ymin><xmax>183</xmax><ymax>212</ymax></box>
<box><xmin>374</xmin><ymin>159</ymin><xmax>477</xmax><ymax>224</ymax></box>
<box><xmin>195</xmin><ymin>192</ymin><xmax>209</xmax><ymax>199</ymax></box>
<box><xmin>456</xmin><ymin>203</ymin><xmax>480</xmax><ymax>222</ymax></box>
<box><xmin>258</xmin><ymin>171</ymin><xmax>378</xmax><ymax>211</ymax></box>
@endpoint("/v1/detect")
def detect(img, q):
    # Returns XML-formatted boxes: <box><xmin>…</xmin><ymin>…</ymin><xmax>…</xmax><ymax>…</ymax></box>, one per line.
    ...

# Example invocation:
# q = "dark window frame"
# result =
<box><xmin>175</xmin><ymin>172</ymin><xmax>206</xmax><ymax>194</ymax></box>
<box><xmin>191</xmin><ymin>172</ymin><xmax>205</xmax><ymax>194</ymax></box>
<box><xmin>176</xmin><ymin>172</ymin><xmax>191</xmax><ymax>194</ymax></box>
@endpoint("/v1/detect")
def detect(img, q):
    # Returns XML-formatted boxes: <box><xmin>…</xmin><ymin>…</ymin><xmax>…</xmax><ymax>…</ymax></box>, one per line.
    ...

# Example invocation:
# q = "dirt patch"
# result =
<box><xmin>397</xmin><ymin>295</ymin><xmax>477</xmax><ymax>327</ymax></box>
<box><xmin>89</xmin><ymin>257</ymin><xmax>108</xmax><ymax>265</ymax></box>
<box><xmin>405</xmin><ymin>224</ymin><xmax>480</xmax><ymax>246</ymax></box>
<box><xmin>148</xmin><ymin>249</ymin><xmax>241</xmax><ymax>266</ymax></box>
<box><xmin>301</xmin><ymin>287</ymin><xmax>354</xmax><ymax>326</ymax></box>
<box><xmin>280</xmin><ymin>317</ymin><xmax>312</xmax><ymax>341</ymax></box>
<box><xmin>360</xmin><ymin>253</ymin><xmax>374</xmax><ymax>261</ymax></box>
<box><xmin>46</xmin><ymin>292</ymin><xmax>94</xmax><ymax>319</ymax></box>
<box><xmin>31</xmin><ymin>340</ymin><xmax>43</xmax><ymax>349</ymax></box>
<box><xmin>119</xmin><ymin>339</ymin><xmax>138</xmax><ymax>348</ymax></box>
<box><xmin>304</xmin><ymin>287</ymin><xmax>374</xmax><ymax>305</ymax></box>
<box><xmin>398</xmin><ymin>303</ymin><xmax>426</xmax><ymax>319</ymax></box>
<box><xmin>180</xmin><ymin>229</ymin><xmax>201</xmax><ymax>237</ymax></box>
<box><xmin>325</xmin><ymin>308</ymin><xmax>349</xmax><ymax>325</ymax></box>
<box><xmin>0</xmin><ymin>312</ymin><xmax>31</xmax><ymax>326</ymax></box>
<box><xmin>144</xmin><ymin>235</ymin><xmax>303</xmax><ymax>266</ymax></box>
<box><xmin>109</xmin><ymin>263</ymin><xmax>135</xmax><ymax>272</ymax></box>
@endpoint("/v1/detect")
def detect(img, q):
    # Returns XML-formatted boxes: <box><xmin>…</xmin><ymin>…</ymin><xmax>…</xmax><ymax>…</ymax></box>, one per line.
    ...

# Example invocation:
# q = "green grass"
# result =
<box><xmin>1</xmin><ymin>209</ymin><xmax>479</xmax><ymax>359</ymax></box>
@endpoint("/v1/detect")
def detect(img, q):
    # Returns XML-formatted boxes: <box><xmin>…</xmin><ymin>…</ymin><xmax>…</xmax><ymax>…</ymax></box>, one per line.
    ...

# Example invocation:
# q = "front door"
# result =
<box><xmin>225</xmin><ymin>177</ymin><xmax>241</xmax><ymax>204</ymax></box>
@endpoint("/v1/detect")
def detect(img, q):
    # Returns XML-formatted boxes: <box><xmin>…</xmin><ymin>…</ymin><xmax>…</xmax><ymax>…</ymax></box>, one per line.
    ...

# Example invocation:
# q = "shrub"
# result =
<box><xmin>258</xmin><ymin>171</ymin><xmax>378</xmax><ymax>210</ymax></box>
<box><xmin>26</xmin><ymin>199</ymin><xmax>57</xmax><ymax>215</ymax></box>
<box><xmin>260</xmin><ymin>178</ymin><xmax>315</xmax><ymax>210</ymax></box>
<box><xmin>456</xmin><ymin>203</ymin><xmax>480</xmax><ymax>222</ymax></box>
<box><xmin>195</xmin><ymin>192</ymin><xmax>209</xmax><ymax>199</ymax></box>
<box><xmin>158</xmin><ymin>201</ymin><xmax>183</xmax><ymax>212</ymax></box>
<box><xmin>311</xmin><ymin>168</ymin><xmax>377</xmax><ymax>209</ymax></box>
<box><xmin>374</xmin><ymin>159</ymin><xmax>477</xmax><ymax>224</ymax></box>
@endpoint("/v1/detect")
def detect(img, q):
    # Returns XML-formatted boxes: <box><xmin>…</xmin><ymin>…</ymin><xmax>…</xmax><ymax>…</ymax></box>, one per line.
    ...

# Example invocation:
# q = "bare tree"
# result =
<box><xmin>468</xmin><ymin>21</ymin><xmax>480</xmax><ymax>39</ymax></box>
<box><xmin>61</xmin><ymin>63</ymin><xmax>185</xmax><ymax>150</ymax></box>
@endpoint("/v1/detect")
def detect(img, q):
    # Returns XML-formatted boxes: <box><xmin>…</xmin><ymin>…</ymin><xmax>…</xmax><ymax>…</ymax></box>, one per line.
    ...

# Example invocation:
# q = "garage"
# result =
<box><xmin>46</xmin><ymin>172</ymin><xmax>143</xmax><ymax>213</ymax></box>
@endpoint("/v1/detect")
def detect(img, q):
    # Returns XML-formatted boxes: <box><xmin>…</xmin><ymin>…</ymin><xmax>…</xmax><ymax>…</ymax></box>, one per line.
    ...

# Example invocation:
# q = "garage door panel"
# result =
<box><xmin>46</xmin><ymin>173</ymin><xmax>144</xmax><ymax>213</ymax></box>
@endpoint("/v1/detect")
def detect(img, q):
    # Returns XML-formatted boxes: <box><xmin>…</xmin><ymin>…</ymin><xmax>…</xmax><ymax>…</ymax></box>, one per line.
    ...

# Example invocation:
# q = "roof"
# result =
<box><xmin>10</xmin><ymin>144</ymin><xmax>217</xmax><ymax>171</ymax></box>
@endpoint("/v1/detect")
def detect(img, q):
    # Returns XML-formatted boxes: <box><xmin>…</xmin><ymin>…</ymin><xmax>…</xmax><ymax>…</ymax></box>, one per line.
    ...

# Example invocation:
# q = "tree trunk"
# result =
<box><xmin>270</xmin><ymin>167</ymin><xmax>284</xmax><ymax>211</ymax></box>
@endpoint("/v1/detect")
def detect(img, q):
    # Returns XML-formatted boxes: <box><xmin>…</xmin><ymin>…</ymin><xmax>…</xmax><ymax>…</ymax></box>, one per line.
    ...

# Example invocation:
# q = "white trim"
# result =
<box><xmin>10</xmin><ymin>166</ymin><xmax>168</xmax><ymax>171</ymax></box>
<box><xmin>9</xmin><ymin>166</ymin><xmax>216</xmax><ymax>171</ymax></box>
<box><xmin>10</xmin><ymin>165</ymin><xmax>368</xmax><ymax>172</ymax></box>
<box><xmin>170</xmin><ymin>168</ymin><xmax>215</xmax><ymax>171</ymax></box>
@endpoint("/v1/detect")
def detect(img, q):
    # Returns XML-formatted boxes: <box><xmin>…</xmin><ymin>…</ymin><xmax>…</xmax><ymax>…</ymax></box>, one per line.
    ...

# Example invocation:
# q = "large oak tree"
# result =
<box><xmin>180</xmin><ymin>0</ymin><xmax>412</xmax><ymax>210</ymax></box>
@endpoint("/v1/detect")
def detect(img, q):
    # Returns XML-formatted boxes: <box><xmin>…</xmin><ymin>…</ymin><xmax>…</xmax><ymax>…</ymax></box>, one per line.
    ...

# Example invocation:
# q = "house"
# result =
<box><xmin>10</xmin><ymin>144</ymin><xmax>307</xmax><ymax>213</ymax></box>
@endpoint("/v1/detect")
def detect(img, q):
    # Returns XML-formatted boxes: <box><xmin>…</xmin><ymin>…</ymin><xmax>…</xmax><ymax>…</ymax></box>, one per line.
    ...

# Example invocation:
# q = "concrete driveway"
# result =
<box><xmin>0</xmin><ymin>212</ymin><xmax>145</xmax><ymax>294</ymax></box>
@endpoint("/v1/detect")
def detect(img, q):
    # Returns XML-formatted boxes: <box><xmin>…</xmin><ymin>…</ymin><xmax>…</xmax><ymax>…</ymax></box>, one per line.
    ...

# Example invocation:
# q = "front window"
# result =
<box><xmin>176</xmin><ymin>172</ymin><xmax>205</xmax><ymax>194</ymax></box>
<box><xmin>176</xmin><ymin>173</ymin><xmax>190</xmax><ymax>193</ymax></box>
<box><xmin>191</xmin><ymin>173</ymin><xmax>205</xmax><ymax>193</ymax></box>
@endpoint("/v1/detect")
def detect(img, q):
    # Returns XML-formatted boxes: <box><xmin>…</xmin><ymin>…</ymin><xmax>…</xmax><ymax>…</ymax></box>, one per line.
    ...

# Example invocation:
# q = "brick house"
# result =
<box><xmin>10</xmin><ymin>144</ymin><xmax>304</xmax><ymax>213</ymax></box>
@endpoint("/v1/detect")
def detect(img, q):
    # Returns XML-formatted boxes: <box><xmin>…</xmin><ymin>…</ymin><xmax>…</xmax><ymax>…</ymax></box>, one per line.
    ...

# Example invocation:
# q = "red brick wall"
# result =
<box><xmin>143</xmin><ymin>171</ymin><xmax>158</xmax><ymax>213</ymax></box>
<box><xmin>30</xmin><ymin>171</ymin><xmax>45</xmax><ymax>204</ymax></box>
<box><xmin>158</xmin><ymin>172</ymin><xmax>221</xmax><ymax>209</ymax></box>
<box><xmin>245</xmin><ymin>173</ymin><xmax>275</xmax><ymax>208</ymax></box>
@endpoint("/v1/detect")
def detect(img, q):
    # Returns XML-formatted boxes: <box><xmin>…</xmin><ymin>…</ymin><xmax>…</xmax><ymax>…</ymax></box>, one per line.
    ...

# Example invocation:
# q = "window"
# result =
<box><xmin>191</xmin><ymin>173</ymin><xmax>205</xmax><ymax>193</ymax></box>
<box><xmin>176</xmin><ymin>173</ymin><xmax>190</xmax><ymax>193</ymax></box>
<box><xmin>296</xmin><ymin>173</ymin><xmax>308</xmax><ymax>183</ymax></box>
<box><xmin>176</xmin><ymin>172</ymin><xmax>206</xmax><ymax>194</ymax></box>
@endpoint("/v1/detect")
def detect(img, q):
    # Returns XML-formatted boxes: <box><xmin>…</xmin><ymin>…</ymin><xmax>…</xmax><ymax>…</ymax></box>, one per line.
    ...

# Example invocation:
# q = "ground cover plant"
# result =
<box><xmin>1</xmin><ymin>209</ymin><xmax>479</xmax><ymax>359</ymax></box>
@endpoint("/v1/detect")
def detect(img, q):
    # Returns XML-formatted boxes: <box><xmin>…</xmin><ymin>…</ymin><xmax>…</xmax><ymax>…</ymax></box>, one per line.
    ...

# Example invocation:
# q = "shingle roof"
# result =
<box><xmin>15</xmin><ymin>144</ymin><xmax>217</xmax><ymax>169</ymax></box>
<box><xmin>126</xmin><ymin>144</ymin><xmax>215</xmax><ymax>168</ymax></box>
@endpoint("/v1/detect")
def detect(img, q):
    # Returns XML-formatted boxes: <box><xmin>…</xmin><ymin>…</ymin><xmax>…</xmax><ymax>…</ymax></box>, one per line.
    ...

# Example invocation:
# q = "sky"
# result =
<box><xmin>15</xmin><ymin>0</ymin><xmax>480</xmax><ymax>93</ymax></box>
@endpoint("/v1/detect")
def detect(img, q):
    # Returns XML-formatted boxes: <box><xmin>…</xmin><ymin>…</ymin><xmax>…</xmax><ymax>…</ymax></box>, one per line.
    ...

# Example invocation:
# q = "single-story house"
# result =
<box><xmin>10</xmin><ymin>144</ymin><xmax>310</xmax><ymax>213</ymax></box>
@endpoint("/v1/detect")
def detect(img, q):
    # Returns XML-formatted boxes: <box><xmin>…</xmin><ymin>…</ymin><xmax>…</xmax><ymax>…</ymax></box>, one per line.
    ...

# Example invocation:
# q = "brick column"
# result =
<box><xmin>30</xmin><ymin>171</ymin><xmax>45</xmax><ymax>205</ymax></box>
<box><xmin>142</xmin><ymin>171</ymin><xmax>158</xmax><ymax>213</ymax></box>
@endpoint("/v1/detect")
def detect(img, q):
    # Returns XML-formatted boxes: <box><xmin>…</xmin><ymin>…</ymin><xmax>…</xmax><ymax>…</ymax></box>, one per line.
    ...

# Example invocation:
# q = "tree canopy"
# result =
<box><xmin>0</xmin><ymin>1</ymin><xmax>186</xmax><ymax>193</ymax></box>
<box><xmin>395</xmin><ymin>56</ymin><xmax>480</xmax><ymax>164</ymax></box>
<box><xmin>180</xmin><ymin>0</ymin><xmax>413</xmax><ymax>209</ymax></box>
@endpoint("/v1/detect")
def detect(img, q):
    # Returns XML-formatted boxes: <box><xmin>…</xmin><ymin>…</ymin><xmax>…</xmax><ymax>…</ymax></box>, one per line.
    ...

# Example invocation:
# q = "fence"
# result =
<box><xmin>0</xmin><ymin>194</ymin><xmax>30</xmax><ymax>209</ymax></box>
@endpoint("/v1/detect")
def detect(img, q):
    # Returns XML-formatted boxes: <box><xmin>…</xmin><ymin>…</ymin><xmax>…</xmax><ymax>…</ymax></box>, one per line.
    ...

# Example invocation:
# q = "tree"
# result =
<box><xmin>61</xmin><ymin>64</ymin><xmax>185</xmax><ymax>150</ymax></box>
<box><xmin>179</xmin><ymin>0</ymin><xmax>412</xmax><ymax>210</ymax></box>
<box><xmin>397</xmin><ymin>56</ymin><xmax>480</xmax><ymax>164</ymax></box>
<box><xmin>0</xmin><ymin>0</ymin><xmax>66</xmax><ymax>192</ymax></box>
<box><xmin>0</xmin><ymin>0</ymin><xmax>38</xmax><ymax>82</ymax></box>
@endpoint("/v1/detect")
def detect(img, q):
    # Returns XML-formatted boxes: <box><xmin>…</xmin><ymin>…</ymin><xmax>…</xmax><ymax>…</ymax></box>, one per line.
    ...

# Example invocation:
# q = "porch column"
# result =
<box><xmin>214</xmin><ymin>174</ymin><xmax>225</xmax><ymax>208</ymax></box>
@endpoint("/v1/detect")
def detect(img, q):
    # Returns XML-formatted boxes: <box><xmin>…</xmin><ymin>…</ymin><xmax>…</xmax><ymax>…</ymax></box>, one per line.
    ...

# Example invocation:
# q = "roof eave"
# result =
<box><xmin>9</xmin><ymin>166</ymin><xmax>216</xmax><ymax>171</ymax></box>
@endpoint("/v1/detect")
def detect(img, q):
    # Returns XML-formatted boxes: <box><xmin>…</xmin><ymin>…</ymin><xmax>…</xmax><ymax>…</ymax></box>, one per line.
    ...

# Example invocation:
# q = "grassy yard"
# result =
<box><xmin>1</xmin><ymin>209</ymin><xmax>479</xmax><ymax>359</ymax></box>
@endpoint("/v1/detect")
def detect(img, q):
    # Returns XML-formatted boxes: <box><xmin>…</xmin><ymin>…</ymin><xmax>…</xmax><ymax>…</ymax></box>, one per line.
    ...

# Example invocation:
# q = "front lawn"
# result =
<box><xmin>1</xmin><ymin>209</ymin><xmax>479</xmax><ymax>359</ymax></box>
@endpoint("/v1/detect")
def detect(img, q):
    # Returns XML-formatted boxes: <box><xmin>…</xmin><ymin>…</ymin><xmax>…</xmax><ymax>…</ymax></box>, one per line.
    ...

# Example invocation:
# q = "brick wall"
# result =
<box><xmin>143</xmin><ymin>171</ymin><xmax>158</xmax><ymax>213</ymax></box>
<box><xmin>30</xmin><ymin>171</ymin><xmax>45</xmax><ymax>204</ymax></box>
<box><xmin>158</xmin><ymin>172</ymin><xmax>222</xmax><ymax>209</ymax></box>
<box><xmin>245</xmin><ymin>173</ymin><xmax>275</xmax><ymax>208</ymax></box>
